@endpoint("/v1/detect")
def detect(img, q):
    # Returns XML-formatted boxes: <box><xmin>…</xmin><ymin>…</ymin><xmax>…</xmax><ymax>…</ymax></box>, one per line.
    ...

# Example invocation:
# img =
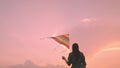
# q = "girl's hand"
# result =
<box><xmin>62</xmin><ymin>56</ymin><xmax>66</xmax><ymax>60</ymax></box>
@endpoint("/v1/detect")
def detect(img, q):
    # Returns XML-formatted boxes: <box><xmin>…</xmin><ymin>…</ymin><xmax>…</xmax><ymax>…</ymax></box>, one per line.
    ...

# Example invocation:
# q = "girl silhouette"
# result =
<box><xmin>62</xmin><ymin>43</ymin><xmax>86</xmax><ymax>68</ymax></box>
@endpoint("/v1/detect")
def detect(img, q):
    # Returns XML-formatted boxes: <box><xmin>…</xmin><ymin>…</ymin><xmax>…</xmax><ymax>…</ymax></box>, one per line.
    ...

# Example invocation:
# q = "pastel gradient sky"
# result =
<box><xmin>0</xmin><ymin>0</ymin><xmax>120</xmax><ymax>68</ymax></box>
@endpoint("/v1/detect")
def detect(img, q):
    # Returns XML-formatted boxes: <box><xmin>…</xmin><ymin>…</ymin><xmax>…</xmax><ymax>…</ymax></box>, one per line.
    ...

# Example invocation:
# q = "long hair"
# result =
<box><xmin>72</xmin><ymin>43</ymin><xmax>80</xmax><ymax>61</ymax></box>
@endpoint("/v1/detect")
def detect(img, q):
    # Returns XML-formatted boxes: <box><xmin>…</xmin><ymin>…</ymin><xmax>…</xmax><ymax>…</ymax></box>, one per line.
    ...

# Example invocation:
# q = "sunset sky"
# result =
<box><xmin>0</xmin><ymin>0</ymin><xmax>120</xmax><ymax>68</ymax></box>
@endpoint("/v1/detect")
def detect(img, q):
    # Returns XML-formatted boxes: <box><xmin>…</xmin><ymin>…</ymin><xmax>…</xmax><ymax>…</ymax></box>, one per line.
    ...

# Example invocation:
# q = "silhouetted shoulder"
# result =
<box><xmin>69</xmin><ymin>52</ymin><xmax>73</xmax><ymax>55</ymax></box>
<box><xmin>79</xmin><ymin>52</ymin><xmax>86</xmax><ymax>66</ymax></box>
<box><xmin>79</xmin><ymin>52</ymin><xmax>84</xmax><ymax>56</ymax></box>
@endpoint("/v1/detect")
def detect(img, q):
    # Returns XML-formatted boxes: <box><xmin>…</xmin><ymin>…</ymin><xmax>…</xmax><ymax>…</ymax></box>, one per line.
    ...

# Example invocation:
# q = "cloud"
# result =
<box><xmin>87</xmin><ymin>50</ymin><xmax>120</xmax><ymax>68</ymax></box>
<box><xmin>43</xmin><ymin>64</ymin><xmax>65</xmax><ymax>68</ymax></box>
<box><xmin>9</xmin><ymin>60</ymin><xmax>39</xmax><ymax>68</ymax></box>
<box><xmin>80</xmin><ymin>18</ymin><xmax>96</xmax><ymax>23</ymax></box>
<box><xmin>9</xmin><ymin>60</ymin><xmax>65</xmax><ymax>68</ymax></box>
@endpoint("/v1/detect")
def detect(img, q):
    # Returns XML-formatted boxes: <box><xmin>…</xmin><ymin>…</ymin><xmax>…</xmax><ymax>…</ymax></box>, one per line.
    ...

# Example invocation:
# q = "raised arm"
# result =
<box><xmin>62</xmin><ymin>56</ymin><xmax>68</xmax><ymax>63</ymax></box>
<box><xmin>62</xmin><ymin>53</ymin><xmax>72</xmax><ymax>66</ymax></box>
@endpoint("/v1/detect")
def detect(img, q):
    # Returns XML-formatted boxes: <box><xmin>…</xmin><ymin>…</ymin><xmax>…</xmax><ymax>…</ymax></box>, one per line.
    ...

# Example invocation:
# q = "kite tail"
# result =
<box><xmin>40</xmin><ymin>37</ymin><xmax>51</xmax><ymax>40</ymax></box>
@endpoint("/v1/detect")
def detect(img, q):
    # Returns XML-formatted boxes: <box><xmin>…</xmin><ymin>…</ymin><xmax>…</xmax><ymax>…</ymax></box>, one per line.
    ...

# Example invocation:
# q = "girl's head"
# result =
<box><xmin>72</xmin><ymin>43</ymin><xmax>80</xmax><ymax>60</ymax></box>
<box><xmin>72</xmin><ymin>43</ymin><xmax>79</xmax><ymax>53</ymax></box>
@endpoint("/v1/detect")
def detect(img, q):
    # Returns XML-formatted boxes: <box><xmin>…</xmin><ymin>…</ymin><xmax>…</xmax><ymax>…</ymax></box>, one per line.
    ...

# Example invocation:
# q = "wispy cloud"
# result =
<box><xmin>80</xmin><ymin>18</ymin><xmax>96</xmax><ymax>23</ymax></box>
<box><xmin>9</xmin><ymin>60</ymin><xmax>65</xmax><ymax>68</ymax></box>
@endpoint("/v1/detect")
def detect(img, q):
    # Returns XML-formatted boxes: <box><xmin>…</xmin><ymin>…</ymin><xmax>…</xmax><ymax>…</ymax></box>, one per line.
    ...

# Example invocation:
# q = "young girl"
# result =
<box><xmin>62</xmin><ymin>43</ymin><xmax>86</xmax><ymax>68</ymax></box>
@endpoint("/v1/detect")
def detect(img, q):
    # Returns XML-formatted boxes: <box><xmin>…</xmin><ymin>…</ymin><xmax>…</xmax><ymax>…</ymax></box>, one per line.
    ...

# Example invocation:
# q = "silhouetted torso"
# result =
<box><xmin>67</xmin><ymin>52</ymin><xmax>86</xmax><ymax>68</ymax></box>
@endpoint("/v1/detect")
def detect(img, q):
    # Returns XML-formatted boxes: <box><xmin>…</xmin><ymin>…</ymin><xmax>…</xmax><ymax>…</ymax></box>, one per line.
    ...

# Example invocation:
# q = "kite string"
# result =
<box><xmin>53</xmin><ymin>44</ymin><xmax>70</xmax><ymax>55</ymax></box>
<box><xmin>53</xmin><ymin>44</ymin><xmax>60</xmax><ymax>51</ymax></box>
<box><xmin>58</xmin><ymin>49</ymin><xmax>68</xmax><ymax>54</ymax></box>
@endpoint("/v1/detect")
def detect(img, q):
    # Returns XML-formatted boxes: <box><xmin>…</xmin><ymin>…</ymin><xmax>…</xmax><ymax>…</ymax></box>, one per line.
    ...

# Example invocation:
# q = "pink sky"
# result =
<box><xmin>0</xmin><ymin>0</ymin><xmax>120</xmax><ymax>68</ymax></box>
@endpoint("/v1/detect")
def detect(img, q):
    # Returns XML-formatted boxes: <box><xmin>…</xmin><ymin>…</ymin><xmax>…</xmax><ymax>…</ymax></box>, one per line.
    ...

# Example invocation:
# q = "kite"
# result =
<box><xmin>51</xmin><ymin>34</ymin><xmax>70</xmax><ymax>49</ymax></box>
